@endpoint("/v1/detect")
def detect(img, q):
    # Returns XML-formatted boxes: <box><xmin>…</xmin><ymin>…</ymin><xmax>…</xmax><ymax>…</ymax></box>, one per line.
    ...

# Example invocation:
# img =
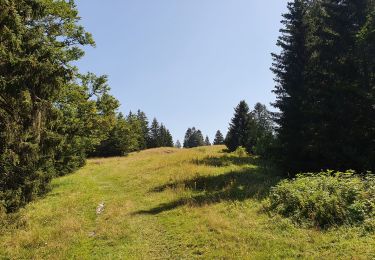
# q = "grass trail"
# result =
<box><xmin>1</xmin><ymin>146</ymin><xmax>374</xmax><ymax>259</ymax></box>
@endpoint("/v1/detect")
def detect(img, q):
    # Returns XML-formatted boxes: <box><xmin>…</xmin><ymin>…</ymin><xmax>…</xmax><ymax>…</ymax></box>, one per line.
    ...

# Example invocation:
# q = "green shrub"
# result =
<box><xmin>233</xmin><ymin>146</ymin><xmax>248</xmax><ymax>157</ymax></box>
<box><xmin>266</xmin><ymin>171</ymin><xmax>375</xmax><ymax>228</ymax></box>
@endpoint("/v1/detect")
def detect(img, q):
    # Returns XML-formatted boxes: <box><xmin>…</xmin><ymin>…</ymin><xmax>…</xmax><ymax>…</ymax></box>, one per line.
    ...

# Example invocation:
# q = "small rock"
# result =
<box><xmin>96</xmin><ymin>202</ymin><xmax>105</xmax><ymax>215</ymax></box>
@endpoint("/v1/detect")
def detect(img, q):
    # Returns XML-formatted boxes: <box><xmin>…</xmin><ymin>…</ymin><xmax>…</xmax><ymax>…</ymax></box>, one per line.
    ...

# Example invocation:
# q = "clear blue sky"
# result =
<box><xmin>74</xmin><ymin>0</ymin><xmax>288</xmax><ymax>143</ymax></box>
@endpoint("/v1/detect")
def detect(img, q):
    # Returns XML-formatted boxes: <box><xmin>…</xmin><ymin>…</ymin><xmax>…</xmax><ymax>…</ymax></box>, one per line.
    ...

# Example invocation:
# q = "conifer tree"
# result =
<box><xmin>205</xmin><ymin>136</ymin><xmax>211</xmax><ymax>146</ymax></box>
<box><xmin>272</xmin><ymin>0</ymin><xmax>375</xmax><ymax>173</ymax></box>
<box><xmin>136</xmin><ymin>110</ymin><xmax>149</xmax><ymax>150</ymax></box>
<box><xmin>0</xmin><ymin>0</ymin><xmax>119</xmax><ymax>211</ymax></box>
<box><xmin>213</xmin><ymin>130</ymin><xmax>225</xmax><ymax>145</ymax></box>
<box><xmin>158</xmin><ymin>124</ymin><xmax>174</xmax><ymax>147</ymax></box>
<box><xmin>183</xmin><ymin>128</ymin><xmax>193</xmax><ymax>148</ymax></box>
<box><xmin>225</xmin><ymin>101</ymin><xmax>255</xmax><ymax>152</ymax></box>
<box><xmin>165</xmin><ymin>129</ymin><xmax>174</xmax><ymax>147</ymax></box>
<box><xmin>271</xmin><ymin>0</ymin><xmax>311</xmax><ymax>173</ymax></box>
<box><xmin>175</xmin><ymin>140</ymin><xmax>182</xmax><ymax>149</ymax></box>
<box><xmin>148</xmin><ymin>118</ymin><xmax>160</xmax><ymax>148</ymax></box>
<box><xmin>183</xmin><ymin>127</ymin><xmax>205</xmax><ymax>148</ymax></box>
<box><xmin>251</xmin><ymin>103</ymin><xmax>275</xmax><ymax>157</ymax></box>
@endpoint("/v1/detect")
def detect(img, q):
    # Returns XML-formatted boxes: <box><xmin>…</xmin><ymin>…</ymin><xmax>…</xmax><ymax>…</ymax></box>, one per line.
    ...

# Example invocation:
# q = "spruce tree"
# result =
<box><xmin>306</xmin><ymin>0</ymin><xmax>373</xmax><ymax>171</ymax></box>
<box><xmin>225</xmin><ymin>101</ymin><xmax>254</xmax><ymax>152</ymax></box>
<box><xmin>183</xmin><ymin>127</ymin><xmax>205</xmax><ymax>148</ymax></box>
<box><xmin>251</xmin><ymin>103</ymin><xmax>275</xmax><ymax>157</ymax></box>
<box><xmin>148</xmin><ymin>118</ymin><xmax>160</xmax><ymax>148</ymax></box>
<box><xmin>273</xmin><ymin>0</ymin><xmax>375</xmax><ymax>173</ymax></box>
<box><xmin>0</xmin><ymin>0</ymin><xmax>119</xmax><ymax>211</ymax></box>
<box><xmin>183</xmin><ymin>128</ymin><xmax>193</xmax><ymax>148</ymax></box>
<box><xmin>175</xmin><ymin>140</ymin><xmax>182</xmax><ymax>148</ymax></box>
<box><xmin>158</xmin><ymin>124</ymin><xmax>174</xmax><ymax>147</ymax></box>
<box><xmin>205</xmin><ymin>136</ymin><xmax>211</xmax><ymax>146</ymax></box>
<box><xmin>136</xmin><ymin>110</ymin><xmax>149</xmax><ymax>150</ymax></box>
<box><xmin>213</xmin><ymin>130</ymin><xmax>225</xmax><ymax>145</ymax></box>
<box><xmin>271</xmin><ymin>0</ymin><xmax>311</xmax><ymax>173</ymax></box>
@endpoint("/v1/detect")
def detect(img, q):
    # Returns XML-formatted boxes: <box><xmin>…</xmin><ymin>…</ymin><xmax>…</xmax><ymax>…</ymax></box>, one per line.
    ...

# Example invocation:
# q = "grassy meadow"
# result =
<box><xmin>0</xmin><ymin>146</ymin><xmax>374</xmax><ymax>259</ymax></box>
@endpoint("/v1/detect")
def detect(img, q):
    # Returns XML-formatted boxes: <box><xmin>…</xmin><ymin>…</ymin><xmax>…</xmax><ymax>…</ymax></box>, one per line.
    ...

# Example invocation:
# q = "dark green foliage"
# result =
<box><xmin>148</xmin><ymin>118</ymin><xmax>161</xmax><ymax>148</ymax></box>
<box><xmin>225</xmin><ymin>101</ymin><xmax>254</xmax><ymax>152</ymax></box>
<box><xmin>54</xmin><ymin>73</ymin><xmax>119</xmax><ymax>175</ymax></box>
<box><xmin>213</xmin><ymin>130</ymin><xmax>225</xmax><ymax>145</ymax></box>
<box><xmin>271</xmin><ymin>0</ymin><xmax>311</xmax><ymax>173</ymax></box>
<box><xmin>183</xmin><ymin>127</ymin><xmax>205</xmax><ymax>148</ymax></box>
<box><xmin>136</xmin><ymin>110</ymin><xmax>149</xmax><ymax>150</ymax></box>
<box><xmin>267</xmin><ymin>171</ymin><xmax>375</xmax><ymax>228</ymax></box>
<box><xmin>92</xmin><ymin>113</ymin><xmax>174</xmax><ymax>157</ymax></box>
<box><xmin>225</xmin><ymin>101</ymin><xmax>274</xmax><ymax>155</ymax></box>
<box><xmin>272</xmin><ymin>0</ymin><xmax>375</xmax><ymax>174</ymax></box>
<box><xmin>204</xmin><ymin>136</ymin><xmax>211</xmax><ymax>146</ymax></box>
<box><xmin>158</xmin><ymin>124</ymin><xmax>174</xmax><ymax>147</ymax></box>
<box><xmin>175</xmin><ymin>140</ymin><xmax>182</xmax><ymax>149</ymax></box>
<box><xmin>250</xmin><ymin>103</ymin><xmax>275</xmax><ymax>158</ymax></box>
<box><xmin>146</xmin><ymin>118</ymin><xmax>174</xmax><ymax>148</ymax></box>
<box><xmin>0</xmin><ymin>0</ymin><xmax>121</xmax><ymax>212</ymax></box>
<box><xmin>90</xmin><ymin>113</ymin><xmax>138</xmax><ymax>157</ymax></box>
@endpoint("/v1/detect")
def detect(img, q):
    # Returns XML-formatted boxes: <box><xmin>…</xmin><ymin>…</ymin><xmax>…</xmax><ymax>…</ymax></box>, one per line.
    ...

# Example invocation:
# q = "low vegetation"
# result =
<box><xmin>266</xmin><ymin>171</ymin><xmax>375</xmax><ymax>229</ymax></box>
<box><xmin>1</xmin><ymin>146</ymin><xmax>374</xmax><ymax>259</ymax></box>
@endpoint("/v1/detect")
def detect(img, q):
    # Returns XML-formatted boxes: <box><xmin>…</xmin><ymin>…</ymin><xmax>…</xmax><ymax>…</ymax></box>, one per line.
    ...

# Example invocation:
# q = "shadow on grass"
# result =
<box><xmin>134</xmin><ymin>156</ymin><xmax>281</xmax><ymax>215</ymax></box>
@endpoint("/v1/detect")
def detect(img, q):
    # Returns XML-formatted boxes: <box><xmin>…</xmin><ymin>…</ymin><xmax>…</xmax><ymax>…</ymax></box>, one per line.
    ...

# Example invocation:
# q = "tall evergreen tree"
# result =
<box><xmin>205</xmin><ymin>136</ymin><xmax>211</xmax><ymax>146</ymax></box>
<box><xmin>148</xmin><ymin>118</ymin><xmax>160</xmax><ymax>148</ymax></box>
<box><xmin>136</xmin><ymin>110</ymin><xmax>149</xmax><ymax>150</ymax></box>
<box><xmin>271</xmin><ymin>0</ymin><xmax>311</xmax><ymax>173</ymax></box>
<box><xmin>175</xmin><ymin>140</ymin><xmax>182</xmax><ymax>149</ymax></box>
<box><xmin>0</xmin><ymin>0</ymin><xmax>119</xmax><ymax>212</ymax></box>
<box><xmin>213</xmin><ymin>130</ymin><xmax>225</xmax><ymax>145</ymax></box>
<box><xmin>183</xmin><ymin>127</ymin><xmax>205</xmax><ymax>148</ymax></box>
<box><xmin>183</xmin><ymin>128</ymin><xmax>193</xmax><ymax>148</ymax></box>
<box><xmin>272</xmin><ymin>0</ymin><xmax>375</xmax><ymax>173</ymax></box>
<box><xmin>159</xmin><ymin>124</ymin><xmax>174</xmax><ymax>147</ymax></box>
<box><xmin>225</xmin><ymin>101</ymin><xmax>255</xmax><ymax>152</ymax></box>
<box><xmin>306</xmin><ymin>0</ymin><xmax>373</xmax><ymax>171</ymax></box>
<box><xmin>251</xmin><ymin>103</ymin><xmax>275</xmax><ymax>157</ymax></box>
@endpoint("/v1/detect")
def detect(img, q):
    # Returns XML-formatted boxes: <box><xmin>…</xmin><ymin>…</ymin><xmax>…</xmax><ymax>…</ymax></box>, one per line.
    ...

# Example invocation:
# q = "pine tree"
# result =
<box><xmin>306</xmin><ymin>0</ymin><xmax>373</xmax><ymax>172</ymax></box>
<box><xmin>136</xmin><ymin>110</ymin><xmax>149</xmax><ymax>150</ymax></box>
<box><xmin>183</xmin><ymin>127</ymin><xmax>205</xmax><ymax>148</ymax></box>
<box><xmin>165</xmin><ymin>129</ymin><xmax>174</xmax><ymax>147</ymax></box>
<box><xmin>158</xmin><ymin>124</ymin><xmax>174</xmax><ymax>147</ymax></box>
<box><xmin>251</xmin><ymin>103</ymin><xmax>275</xmax><ymax>157</ymax></box>
<box><xmin>272</xmin><ymin>0</ymin><xmax>375</xmax><ymax>173</ymax></box>
<box><xmin>183</xmin><ymin>128</ymin><xmax>193</xmax><ymax>148</ymax></box>
<box><xmin>148</xmin><ymin>118</ymin><xmax>160</xmax><ymax>148</ymax></box>
<box><xmin>175</xmin><ymin>140</ymin><xmax>182</xmax><ymax>148</ymax></box>
<box><xmin>271</xmin><ymin>0</ymin><xmax>311</xmax><ymax>173</ymax></box>
<box><xmin>225</xmin><ymin>101</ymin><xmax>255</xmax><ymax>152</ymax></box>
<box><xmin>0</xmin><ymin>0</ymin><xmax>119</xmax><ymax>212</ymax></box>
<box><xmin>213</xmin><ymin>130</ymin><xmax>225</xmax><ymax>145</ymax></box>
<box><xmin>194</xmin><ymin>130</ymin><xmax>205</xmax><ymax>147</ymax></box>
<box><xmin>205</xmin><ymin>136</ymin><xmax>211</xmax><ymax>146</ymax></box>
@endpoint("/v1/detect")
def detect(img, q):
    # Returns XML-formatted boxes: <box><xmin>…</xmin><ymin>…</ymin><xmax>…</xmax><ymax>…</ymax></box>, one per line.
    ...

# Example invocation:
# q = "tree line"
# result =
<box><xmin>181</xmin><ymin>128</ymin><xmax>225</xmax><ymax>148</ymax></box>
<box><xmin>272</xmin><ymin>0</ymin><xmax>375</xmax><ymax>174</ymax></box>
<box><xmin>223</xmin><ymin>0</ymin><xmax>375</xmax><ymax>176</ymax></box>
<box><xmin>91</xmin><ymin>112</ymin><xmax>174</xmax><ymax>157</ymax></box>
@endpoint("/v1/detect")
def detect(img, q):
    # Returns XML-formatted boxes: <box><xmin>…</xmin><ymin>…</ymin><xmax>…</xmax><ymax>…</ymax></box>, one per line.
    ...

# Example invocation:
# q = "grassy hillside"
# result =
<box><xmin>1</xmin><ymin>146</ymin><xmax>374</xmax><ymax>259</ymax></box>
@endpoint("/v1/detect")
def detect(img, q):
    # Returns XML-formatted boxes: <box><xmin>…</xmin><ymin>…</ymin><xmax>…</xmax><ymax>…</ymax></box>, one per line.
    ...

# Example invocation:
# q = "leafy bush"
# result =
<box><xmin>266</xmin><ymin>171</ymin><xmax>375</xmax><ymax>228</ymax></box>
<box><xmin>233</xmin><ymin>146</ymin><xmax>248</xmax><ymax>157</ymax></box>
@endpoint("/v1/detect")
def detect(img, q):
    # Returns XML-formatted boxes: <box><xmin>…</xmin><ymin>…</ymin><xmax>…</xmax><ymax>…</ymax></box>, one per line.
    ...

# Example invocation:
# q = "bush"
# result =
<box><xmin>266</xmin><ymin>170</ymin><xmax>375</xmax><ymax>228</ymax></box>
<box><xmin>233</xmin><ymin>146</ymin><xmax>248</xmax><ymax>157</ymax></box>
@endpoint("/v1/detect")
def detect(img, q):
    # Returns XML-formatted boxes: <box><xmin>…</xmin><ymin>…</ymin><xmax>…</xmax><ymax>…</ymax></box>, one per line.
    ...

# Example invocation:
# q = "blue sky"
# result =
<box><xmin>75</xmin><ymin>0</ymin><xmax>288</xmax><ymax>143</ymax></box>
